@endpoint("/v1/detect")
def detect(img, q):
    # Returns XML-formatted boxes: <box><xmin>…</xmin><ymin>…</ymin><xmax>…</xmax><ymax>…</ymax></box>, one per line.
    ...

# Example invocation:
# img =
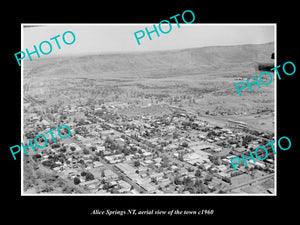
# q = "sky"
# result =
<box><xmin>22</xmin><ymin>24</ymin><xmax>275</xmax><ymax>58</ymax></box>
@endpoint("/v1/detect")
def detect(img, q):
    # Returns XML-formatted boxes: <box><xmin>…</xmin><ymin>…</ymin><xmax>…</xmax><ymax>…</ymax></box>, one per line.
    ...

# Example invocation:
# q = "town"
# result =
<box><xmin>23</xmin><ymin>94</ymin><xmax>275</xmax><ymax>194</ymax></box>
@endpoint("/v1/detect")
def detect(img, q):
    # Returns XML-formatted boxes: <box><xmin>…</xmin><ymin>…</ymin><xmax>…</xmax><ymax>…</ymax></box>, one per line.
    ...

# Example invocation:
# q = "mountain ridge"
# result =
<box><xmin>27</xmin><ymin>42</ymin><xmax>274</xmax><ymax>78</ymax></box>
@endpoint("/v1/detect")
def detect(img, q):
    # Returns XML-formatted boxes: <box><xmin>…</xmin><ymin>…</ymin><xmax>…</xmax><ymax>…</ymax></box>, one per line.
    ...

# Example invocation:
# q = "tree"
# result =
<box><xmin>181</xmin><ymin>142</ymin><xmax>188</xmax><ymax>148</ymax></box>
<box><xmin>51</xmin><ymin>143</ymin><xmax>60</xmax><ymax>149</ymax></box>
<box><xmin>74</xmin><ymin>177</ymin><xmax>81</xmax><ymax>185</ymax></box>
<box><xmin>194</xmin><ymin>179</ymin><xmax>206</xmax><ymax>193</ymax></box>
<box><xmin>96</xmin><ymin>151</ymin><xmax>104</xmax><ymax>157</ymax></box>
<box><xmin>204</xmin><ymin>174</ymin><xmax>213</xmax><ymax>184</ymax></box>
<box><xmin>83</xmin><ymin>148</ymin><xmax>89</xmax><ymax>155</ymax></box>
<box><xmin>90</xmin><ymin>146</ymin><xmax>97</xmax><ymax>151</ymax></box>
<box><xmin>85</xmin><ymin>172</ymin><xmax>94</xmax><ymax>181</ymax></box>
<box><xmin>59</xmin><ymin>157</ymin><xmax>65</xmax><ymax>163</ymax></box>
<box><xmin>187</xmin><ymin>167</ymin><xmax>194</xmax><ymax>172</ymax></box>
<box><xmin>78</xmin><ymin>159</ymin><xmax>85</xmax><ymax>165</ymax></box>
<box><xmin>103</xmin><ymin>183</ymin><xmax>109</xmax><ymax>190</ymax></box>
<box><xmin>133</xmin><ymin>160</ymin><xmax>140</xmax><ymax>167</ymax></box>
<box><xmin>174</xmin><ymin>176</ymin><xmax>182</xmax><ymax>185</ymax></box>
<box><xmin>70</xmin><ymin>146</ymin><xmax>76</xmax><ymax>151</ymax></box>
<box><xmin>138</xmin><ymin>149</ymin><xmax>143</xmax><ymax>154</ymax></box>
<box><xmin>195</xmin><ymin>169</ymin><xmax>201</xmax><ymax>177</ymax></box>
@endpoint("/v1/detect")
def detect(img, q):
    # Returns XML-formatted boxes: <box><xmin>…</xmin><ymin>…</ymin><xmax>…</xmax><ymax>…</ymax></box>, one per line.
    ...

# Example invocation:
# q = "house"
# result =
<box><xmin>154</xmin><ymin>162</ymin><xmax>161</xmax><ymax>168</ymax></box>
<box><xmin>153</xmin><ymin>157</ymin><xmax>162</xmax><ymax>163</ymax></box>
<box><xmin>214</xmin><ymin>147</ymin><xmax>222</xmax><ymax>153</ymax></box>
<box><xmin>142</xmin><ymin>151</ymin><xmax>152</xmax><ymax>159</ymax></box>
<box><xmin>96</xmin><ymin>146</ymin><xmax>105</xmax><ymax>153</ymax></box>
<box><xmin>108</xmin><ymin>180</ymin><xmax>118</xmax><ymax>188</ymax></box>
<box><xmin>189</xmin><ymin>142</ymin><xmax>214</xmax><ymax>151</ymax></box>
<box><xmin>83</xmin><ymin>155</ymin><xmax>91</xmax><ymax>160</ymax></box>
<box><xmin>216</xmin><ymin>165</ymin><xmax>227</xmax><ymax>172</ymax></box>
<box><xmin>138</xmin><ymin>167</ymin><xmax>148</xmax><ymax>175</ymax></box>
<box><xmin>53</xmin><ymin>167</ymin><xmax>61</xmax><ymax>172</ymax></box>
<box><xmin>159</xmin><ymin>178</ymin><xmax>171</xmax><ymax>187</ymax></box>
<box><xmin>150</xmin><ymin>172</ymin><xmax>164</xmax><ymax>181</ymax></box>
<box><xmin>95</xmin><ymin>189</ymin><xmax>108</xmax><ymax>194</ymax></box>
<box><xmin>144</xmin><ymin>159</ymin><xmax>153</xmax><ymax>165</ymax></box>
<box><xmin>93</xmin><ymin>161</ymin><xmax>104</xmax><ymax>168</ymax></box>
<box><xmin>216</xmin><ymin>171</ymin><xmax>231</xmax><ymax>179</ymax></box>
<box><xmin>173</xmin><ymin>152</ymin><xmax>179</xmax><ymax>158</ymax></box>
<box><xmin>115</xmin><ymin>137</ymin><xmax>125</xmax><ymax>146</ymax></box>
<box><xmin>84</xmin><ymin>159</ymin><xmax>93</xmax><ymax>164</ymax></box>
<box><xmin>171</xmin><ymin>165</ymin><xmax>178</xmax><ymax>170</ymax></box>
<box><xmin>100</xmin><ymin>129</ymin><xmax>121</xmax><ymax>140</ymax></box>
<box><xmin>79</xmin><ymin>179</ymin><xmax>100</xmax><ymax>189</ymax></box>
<box><xmin>118</xmin><ymin>188</ymin><xmax>130</xmax><ymax>193</ymax></box>
<box><xmin>114</xmin><ymin>163</ymin><xmax>137</xmax><ymax>175</ymax></box>
<box><xmin>42</xmin><ymin>155</ymin><xmax>49</xmax><ymax>160</ymax></box>
<box><xmin>252</xmin><ymin>161</ymin><xmax>265</xmax><ymax>168</ymax></box>
<box><xmin>40</xmin><ymin>120</ymin><xmax>50</xmax><ymax>128</ymax></box>
<box><xmin>203</xmin><ymin>163</ymin><xmax>212</xmax><ymax>170</ymax></box>
<box><xmin>267</xmin><ymin>188</ymin><xmax>275</xmax><ymax>194</ymax></box>
<box><xmin>140</xmin><ymin>173</ymin><xmax>148</xmax><ymax>178</ymax></box>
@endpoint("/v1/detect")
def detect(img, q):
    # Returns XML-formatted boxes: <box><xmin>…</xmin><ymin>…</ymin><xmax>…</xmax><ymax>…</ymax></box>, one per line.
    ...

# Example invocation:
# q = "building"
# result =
<box><xmin>104</xmin><ymin>154</ymin><xmax>124</xmax><ymax>164</ymax></box>
<box><xmin>216</xmin><ymin>165</ymin><xmax>227</xmax><ymax>172</ymax></box>
<box><xmin>100</xmin><ymin>129</ymin><xmax>121</xmax><ymax>140</ymax></box>
<box><xmin>189</xmin><ymin>142</ymin><xmax>214</xmax><ymax>151</ymax></box>
<box><xmin>79</xmin><ymin>179</ymin><xmax>100</xmax><ymax>189</ymax></box>
<box><xmin>103</xmin><ymin>169</ymin><xmax>119</xmax><ymax>181</ymax></box>
<box><xmin>227</xmin><ymin>120</ymin><xmax>248</xmax><ymax>130</ymax></box>
<box><xmin>183</xmin><ymin>152</ymin><xmax>210</xmax><ymax>165</ymax></box>
<box><xmin>216</xmin><ymin>171</ymin><xmax>231</xmax><ymax>179</ymax></box>
<box><xmin>115</xmin><ymin>137</ymin><xmax>125</xmax><ymax>146</ymax></box>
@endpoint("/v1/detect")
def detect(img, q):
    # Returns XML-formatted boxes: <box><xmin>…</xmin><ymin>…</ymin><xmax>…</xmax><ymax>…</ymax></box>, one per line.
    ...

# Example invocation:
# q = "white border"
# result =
<box><xmin>21</xmin><ymin>23</ymin><xmax>277</xmax><ymax>196</ymax></box>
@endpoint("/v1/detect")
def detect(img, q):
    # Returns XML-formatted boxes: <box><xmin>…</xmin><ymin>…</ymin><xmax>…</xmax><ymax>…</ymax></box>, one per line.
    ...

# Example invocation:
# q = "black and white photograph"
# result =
<box><xmin>21</xmin><ymin>24</ymin><xmax>276</xmax><ymax>195</ymax></box>
<box><xmin>3</xmin><ymin>4</ymin><xmax>299</xmax><ymax>221</ymax></box>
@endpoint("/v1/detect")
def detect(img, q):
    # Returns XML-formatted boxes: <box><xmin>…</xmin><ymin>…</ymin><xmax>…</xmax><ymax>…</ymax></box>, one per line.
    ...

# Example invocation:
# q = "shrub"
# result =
<box><xmin>83</xmin><ymin>148</ymin><xmax>89</xmax><ymax>155</ymax></box>
<box><xmin>74</xmin><ymin>177</ymin><xmax>81</xmax><ymax>185</ymax></box>
<box><xmin>51</xmin><ymin>143</ymin><xmax>60</xmax><ymax>149</ymax></box>
<box><xmin>86</xmin><ymin>172</ymin><xmax>94</xmax><ymax>181</ymax></box>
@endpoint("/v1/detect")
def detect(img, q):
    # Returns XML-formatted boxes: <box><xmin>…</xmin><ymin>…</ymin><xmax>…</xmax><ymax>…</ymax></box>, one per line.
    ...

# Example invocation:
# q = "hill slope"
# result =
<box><xmin>27</xmin><ymin>42</ymin><xmax>274</xmax><ymax>78</ymax></box>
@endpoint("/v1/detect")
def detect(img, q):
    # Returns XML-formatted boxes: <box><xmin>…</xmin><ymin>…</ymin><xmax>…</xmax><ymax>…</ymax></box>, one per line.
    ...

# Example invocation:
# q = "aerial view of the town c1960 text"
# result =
<box><xmin>22</xmin><ymin>24</ymin><xmax>276</xmax><ymax>195</ymax></box>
